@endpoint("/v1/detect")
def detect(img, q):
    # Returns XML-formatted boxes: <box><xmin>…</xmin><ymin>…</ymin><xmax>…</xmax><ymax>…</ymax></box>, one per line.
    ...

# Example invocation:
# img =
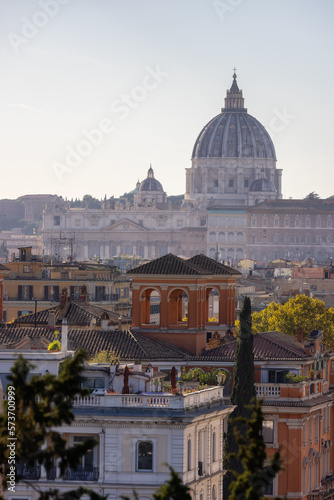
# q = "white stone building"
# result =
<box><xmin>42</xmin><ymin>72</ymin><xmax>334</xmax><ymax>265</ymax></box>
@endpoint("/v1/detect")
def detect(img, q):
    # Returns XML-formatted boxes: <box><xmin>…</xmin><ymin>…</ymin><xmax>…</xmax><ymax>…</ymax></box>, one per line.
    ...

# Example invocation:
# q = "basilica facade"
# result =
<box><xmin>42</xmin><ymin>73</ymin><xmax>334</xmax><ymax>265</ymax></box>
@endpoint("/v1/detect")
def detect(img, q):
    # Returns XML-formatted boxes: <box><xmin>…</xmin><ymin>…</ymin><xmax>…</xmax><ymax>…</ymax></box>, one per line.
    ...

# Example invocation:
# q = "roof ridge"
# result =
<box><xmin>257</xmin><ymin>331</ymin><xmax>306</xmax><ymax>356</ymax></box>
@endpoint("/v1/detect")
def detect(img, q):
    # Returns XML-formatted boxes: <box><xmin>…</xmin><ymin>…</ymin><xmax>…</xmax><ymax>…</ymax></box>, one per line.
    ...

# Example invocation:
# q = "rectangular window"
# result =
<box><xmin>18</xmin><ymin>309</ymin><xmax>33</xmax><ymax>317</ymax></box>
<box><xmin>44</xmin><ymin>285</ymin><xmax>59</xmax><ymax>301</ymax></box>
<box><xmin>23</xmin><ymin>265</ymin><xmax>31</xmax><ymax>273</ymax></box>
<box><xmin>53</xmin><ymin>216</ymin><xmax>60</xmax><ymax>226</ymax></box>
<box><xmin>82</xmin><ymin>377</ymin><xmax>105</xmax><ymax>390</ymax></box>
<box><xmin>244</xmin><ymin>179</ymin><xmax>249</xmax><ymax>188</ymax></box>
<box><xmin>251</xmin><ymin>218</ymin><xmax>256</xmax><ymax>227</ymax></box>
<box><xmin>75</xmin><ymin>219</ymin><xmax>81</xmax><ymax>227</ymax></box>
<box><xmin>18</xmin><ymin>285</ymin><xmax>33</xmax><ymax>301</ymax></box>
<box><xmin>177</xmin><ymin>219</ymin><xmax>183</xmax><ymax>227</ymax></box>
<box><xmin>228</xmin><ymin>179</ymin><xmax>234</xmax><ymax>188</ymax></box>
<box><xmin>137</xmin><ymin>441</ymin><xmax>153</xmax><ymax>471</ymax></box>
<box><xmin>262</xmin><ymin>421</ymin><xmax>274</xmax><ymax>444</ymax></box>
<box><xmin>274</xmin><ymin>219</ymin><xmax>279</xmax><ymax>226</ymax></box>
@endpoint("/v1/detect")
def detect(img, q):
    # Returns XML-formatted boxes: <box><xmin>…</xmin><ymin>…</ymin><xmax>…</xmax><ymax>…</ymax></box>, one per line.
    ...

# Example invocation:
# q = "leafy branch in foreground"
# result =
<box><xmin>0</xmin><ymin>350</ymin><xmax>105</xmax><ymax>500</ymax></box>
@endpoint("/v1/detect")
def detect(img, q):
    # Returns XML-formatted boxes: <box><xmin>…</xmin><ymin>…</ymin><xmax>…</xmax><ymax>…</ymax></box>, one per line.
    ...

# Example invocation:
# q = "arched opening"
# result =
<box><xmin>140</xmin><ymin>288</ymin><xmax>161</xmax><ymax>326</ymax></box>
<box><xmin>206</xmin><ymin>287</ymin><xmax>220</xmax><ymax>324</ymax></box>
<box><xmin>168</xmin><ymin>288</ymin><xmax>189</xmax><ymax>326</ymax></box>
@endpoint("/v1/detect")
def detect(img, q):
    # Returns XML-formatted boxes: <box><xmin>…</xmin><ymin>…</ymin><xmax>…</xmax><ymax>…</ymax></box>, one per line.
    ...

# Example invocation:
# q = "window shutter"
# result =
<box><xmin>70</xmin><ymin>286</ymin><xmax>74</xmax><ymax>300</ymax></box>
<box><xmin>44</xmin><ymin>286</ymin><xmax>49</xmax><ymax>300</ymax></box>
<box><xmin>18</xmin><ymin>285</ymin><xmax>22</xmax><ymax>300</ymax></box>
<box><xmin>29</xmin><ymin>286</ymin><xmax>33</xmax><ymax>300</ymax></box>
<box><xmin>54</xmin><ymin>286</ymin><xmax>59</xmax><ymax>301</ymax></box>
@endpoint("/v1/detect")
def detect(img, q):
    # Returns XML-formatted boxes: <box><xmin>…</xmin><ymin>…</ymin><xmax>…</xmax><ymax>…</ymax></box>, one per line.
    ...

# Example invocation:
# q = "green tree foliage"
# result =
<box><xmin>152</xmin><ymin>467</ymin><xmax>192</xmax><ymax>500</ymax></box>
<box><xmin>90</xmin><ymin>350</ymin><xmax>120</xmax><ymax>364</ymax></box>
<box><xmin>228</xmin><ymin>400</ymin><xmax>283</xmax><ymax>500</ymax></box>
<box><xmin>224</xmin><ymin>296</ymin><xmax>256</xmax><ymax>498</ymax></box>
<box><xmin>121</xmin><ymin>467</ymin><xmax>192</xmax><ymax>500</ymax></box>
<box><xmin>0</xmin><ymin>350</ymin><xmax>105</xmax><ymax>500</ymax></box>
<box><xmin>180</xmin><ymin>367</ymin><xmax>230</xmax><ymax>386</ymax></box>
<box><xmin>252</xmin><ymin>294</ymin><xmax>334</xmax><ymax>349</ymax></box>
<box><xmin>304</xmin><ymin>191</ymin><xmax>320</xmax><ymax>199</ymax></box>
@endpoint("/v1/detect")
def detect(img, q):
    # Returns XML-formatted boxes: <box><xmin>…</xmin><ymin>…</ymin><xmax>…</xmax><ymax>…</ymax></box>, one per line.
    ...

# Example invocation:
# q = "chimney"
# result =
<box><xmin>48</xmin><ymin>311</ymin><xmax>56</xmax><ymax>327</ymax></box>
<box><xmin>118</xmin><ymin>315</ymin><xmax>122</xmax><ymax>331</ymax></box>
<box><xmin>296</xmin><ymin>327</ymin><xmax>303</xmax><ymax>343</ymax></box>
<box><xmin>61</xmin><ymin>318</ymin><xmax>68</xmax><ymax>353</ymax></box>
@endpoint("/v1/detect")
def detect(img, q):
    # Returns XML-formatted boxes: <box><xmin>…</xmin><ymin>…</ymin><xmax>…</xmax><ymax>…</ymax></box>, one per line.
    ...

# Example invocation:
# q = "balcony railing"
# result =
<box><xmin>47</xmin><ymin>467</ymin><xmax>57</xmax><ymax>480</ymax></box>
<box><xmin>73</xmin><ymin>386</ymin><xmax>224</xmax><ymax>410</ymax></box>
<box><xmin>63</xmin><ymin>467</ymin><xmax>99</xmax><ymax>481</ymax></box>
<box><xmin>17</xmin><ymin>464</ymin><xmax>41</xmax><ymax>480</ymax></box>
<box><xmin>256</xmin><ymin>379</ymin><xmax>328</xmax><ymax>401</ymax></box>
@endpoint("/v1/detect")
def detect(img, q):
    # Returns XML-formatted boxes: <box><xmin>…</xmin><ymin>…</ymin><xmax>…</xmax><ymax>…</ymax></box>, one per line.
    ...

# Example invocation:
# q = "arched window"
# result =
<box><xmin>209</xmin><ymin>248</ymin><xmax>215</xmax><ymax>258</ymax></box>
<box><xmin>187</xmin><ymin>438</ymin><xmax>192</xmax><ymax>471</ymax></box>
<box><xmin>236</xmin><ymin>248</ymin><xmax>244</xmax><ymax>260</ymax></box>
<box><xmin>218</xmin><ymin>231</ymin><xmax>225</xmax><ymax>242</ymax></box>
<box><xmin>209</xmin><ymin>231</ymin><xmax>216</xmax><ymax>242</ymax></box>
<box><xmin>212</xmin><ymin>485</ymin><xmax>217</xmax><ymax>500</ymax></box>
<box><xmin>227</xmin><ymin>232</ymin><xmax>234</xmax><ymax>243</ymax></box>
<box><xmin>137</xmin><ymin>441</ymin><xmax>153</xmax><ymax>471</ymax></box>
<box><xmin>236</xmin><ymin>232</ymin><xmax>244</xmax><ymax>243</ymax></box>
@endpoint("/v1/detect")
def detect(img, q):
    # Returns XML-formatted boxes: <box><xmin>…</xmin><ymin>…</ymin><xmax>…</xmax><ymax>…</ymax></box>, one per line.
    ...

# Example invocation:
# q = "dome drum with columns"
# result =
<box><xmin>185</xmin><ymin>72</ymin><xmax>282</xmax><ymax>206</ymax></box>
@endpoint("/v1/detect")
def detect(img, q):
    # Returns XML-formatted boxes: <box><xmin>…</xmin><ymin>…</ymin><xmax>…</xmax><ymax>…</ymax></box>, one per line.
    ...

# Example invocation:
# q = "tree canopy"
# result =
<box><xmin>252</xmin><ymin>294</ymin><xmax>334</xmax><ymax>348</ymax></box>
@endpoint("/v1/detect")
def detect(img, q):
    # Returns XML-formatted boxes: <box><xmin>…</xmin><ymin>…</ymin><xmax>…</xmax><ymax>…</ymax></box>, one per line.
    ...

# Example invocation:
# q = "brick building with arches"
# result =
<box><xmin>128</xmin><ymin>253</ymin><xmax>241</xmax><ymax>356</ymax></box>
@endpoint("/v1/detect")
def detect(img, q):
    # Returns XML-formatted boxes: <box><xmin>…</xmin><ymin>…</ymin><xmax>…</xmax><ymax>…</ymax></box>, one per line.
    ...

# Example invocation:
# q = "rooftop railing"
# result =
<box><xmin>73</xmin><ymin>386</ymin><xmax>224</xmax><ymax>410</ymax></box>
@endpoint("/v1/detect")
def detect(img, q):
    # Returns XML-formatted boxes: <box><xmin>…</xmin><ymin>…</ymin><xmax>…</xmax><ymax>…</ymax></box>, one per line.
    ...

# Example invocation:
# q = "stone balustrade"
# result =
<box><xmin>73</xmin><ymin>386</ymin><xmax>224</xmax><ymax>410</ymax></box>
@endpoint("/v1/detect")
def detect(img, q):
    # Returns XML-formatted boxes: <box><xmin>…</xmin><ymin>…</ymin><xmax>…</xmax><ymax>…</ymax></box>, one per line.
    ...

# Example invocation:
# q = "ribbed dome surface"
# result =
<box><xmin>249</xmin><ymin>177</ymin><xmax>277</xmax><ymax>192</ymax></box>
<box><xmin>139</xmin><ymin>166</ymin><xmax>164</xmax><ymax>192</ymax></box>
<box><xmin>192</xmin><ymin>112</ymin><xmax>276</xmax><ymax>160</ymax></box>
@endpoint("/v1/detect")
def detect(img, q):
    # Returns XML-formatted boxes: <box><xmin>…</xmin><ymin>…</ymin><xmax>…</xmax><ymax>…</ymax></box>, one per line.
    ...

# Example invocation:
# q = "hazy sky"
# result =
<box><xmin>1</xmin><ymin>0</ymin><xmax>333</xmax><ymax>201</ymax></box>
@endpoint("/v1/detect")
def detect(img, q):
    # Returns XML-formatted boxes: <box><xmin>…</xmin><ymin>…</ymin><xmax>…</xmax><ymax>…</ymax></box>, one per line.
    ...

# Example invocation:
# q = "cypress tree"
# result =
<box><xmin>229</xmin><ymin>400</ymin><xmax>282</xmax><ymax>500</ymax></box>
<box><xmin>223</xmin><ymin>296</ymin><xmax>256</xmax><ymax>498</ymax></box>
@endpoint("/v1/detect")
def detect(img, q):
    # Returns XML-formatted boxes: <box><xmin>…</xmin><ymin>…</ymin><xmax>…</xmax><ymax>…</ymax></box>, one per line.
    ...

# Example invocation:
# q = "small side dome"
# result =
<box><xmin>139</xmin><ymin>166</ymin><xmax>164</xmax><ymax>192</ymax></box>
<box><xmin>249</xmin><ymin>177</ymin><xmax>277</xmax><ymax>192</ymax></box>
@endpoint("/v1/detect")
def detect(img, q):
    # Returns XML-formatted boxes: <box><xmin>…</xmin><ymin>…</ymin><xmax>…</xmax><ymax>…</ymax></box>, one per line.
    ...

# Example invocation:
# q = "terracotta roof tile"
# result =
<box><xmin>127</xmin><ymin>253</ymin><xmax>240</xmax><ymax>276</ymax></box>
<box><xmin>201</xmin><ymin>331</ymin><xmax>311</xmax><ymax>361</ymax></box>
<box><xmin>187</xmin><ymin>254</ymin><xmax>241</xmax><ymax>276</ymax></box>
<box><xmin>0</xmin><ymin>326</ymin><xmax>188</xmax><ymax>361</ymax></box>
<box><xmin>14</xmin><ymin>303</ymin><xmax>129</xmax><ymax>327</ymax></box>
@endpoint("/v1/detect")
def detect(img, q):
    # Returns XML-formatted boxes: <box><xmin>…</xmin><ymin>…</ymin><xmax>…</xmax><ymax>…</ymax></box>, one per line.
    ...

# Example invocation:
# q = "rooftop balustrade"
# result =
<box><xmin>256</xmin><ymin>379</ymin><xmax>328</xmax><ymax>401</ymax></box>
<box><xmin>73</xmin><ymin>386</ymin><xmax>225</xmax><ymax>410</ymax></box>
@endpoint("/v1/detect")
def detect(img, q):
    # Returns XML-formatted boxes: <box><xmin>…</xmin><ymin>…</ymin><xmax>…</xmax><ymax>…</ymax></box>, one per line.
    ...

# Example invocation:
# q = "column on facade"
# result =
<box><xmin>160</xmin><ymin>288</ymin><xmax>168</xmax><ymax>328</ymax></box>
<box><xmin>188</xmin><ymin>289</ymin><xmax>199</xmax><ymax>329</ymax></box>
<box><xmin>98</xmin><ymin>430</ymin><xmax>105</xmax><ymax>483</ymax></box>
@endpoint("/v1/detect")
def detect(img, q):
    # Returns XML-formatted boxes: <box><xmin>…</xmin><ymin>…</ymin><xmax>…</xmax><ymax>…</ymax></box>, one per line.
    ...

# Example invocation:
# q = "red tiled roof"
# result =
<box><xmin>14</xmin><ymin>302</ymin><xmax>130</xmax><ymax>327</ymax></box>
<box><xmin>127</xmin><ymin>253</ymin><xmax>240</xmax><ymax>276</ymax></box>
<box><xmin>0</xmin><ymin>326</ymin><xmax>188</xmax><ymax>361</ymax></box>
<box><xmin>188</xmin><ymin>254</ymin><xmax>241</xmax><ymax>276</ymax></box>
<box><xmin>201</xmin><ymin>331</ymin><xmax>312</xmax><ymax>361</ymax></box>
